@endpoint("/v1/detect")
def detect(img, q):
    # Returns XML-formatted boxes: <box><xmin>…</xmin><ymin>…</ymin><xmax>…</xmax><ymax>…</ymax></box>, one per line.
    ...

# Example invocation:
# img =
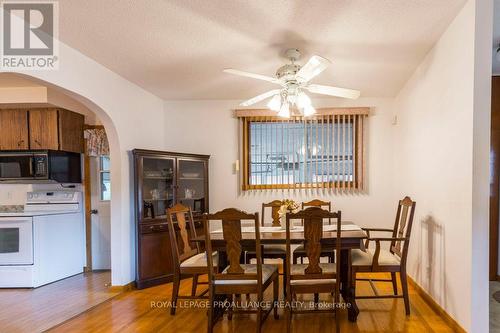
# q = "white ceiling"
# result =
<box><xmin>57</xmin><ymin>0</ymin><xmax>466</xmax><ymax>100</ymax></box>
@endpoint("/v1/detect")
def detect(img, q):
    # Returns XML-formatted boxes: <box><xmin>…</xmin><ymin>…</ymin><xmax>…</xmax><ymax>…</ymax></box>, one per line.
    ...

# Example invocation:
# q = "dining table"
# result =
<box><xmin>191</xmin><ymin>221</ymin><xmax>367</xmax><ymax>322</ymax></box>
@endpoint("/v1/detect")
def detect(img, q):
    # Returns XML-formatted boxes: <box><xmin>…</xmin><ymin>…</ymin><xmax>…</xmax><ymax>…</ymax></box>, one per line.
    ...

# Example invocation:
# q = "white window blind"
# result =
<box><xmin>238</xmin><ymin>108</ymin><xmax>368</xmax><ymax>191</ymax></box>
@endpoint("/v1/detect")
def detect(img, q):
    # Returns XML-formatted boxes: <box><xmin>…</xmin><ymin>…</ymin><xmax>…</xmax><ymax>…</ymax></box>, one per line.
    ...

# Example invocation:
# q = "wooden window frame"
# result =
<box><xmin>237</xmin><ymin>108</ymin><xmax>368</xmax><ymax>191</ymax></box>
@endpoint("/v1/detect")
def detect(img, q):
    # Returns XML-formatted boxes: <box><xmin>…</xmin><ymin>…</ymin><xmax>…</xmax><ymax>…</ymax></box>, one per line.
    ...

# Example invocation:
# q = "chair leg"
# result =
<box><xmin>245</xmin><ymin>256</ymin><xmax>253</xmax><ymax>299</ymax></box>
<box><xmin>292</xmin><ymin>253</ymin><xmax>297</xmax><ymax>264</ymax></box>
<box><xmin>282</xmin><ymin>256</ymin><xmax>287</xmax><ymax>297</ymax></box>
<box><xmin>314</xmin><ymin>293</ymin><xmax>319</xmax><ymax>307</ymax></box>
<box><xmin>286</xmin><ymin>292</ymin><xmax>292</xmax><ymax>333</ymax></box>
<box><xmin>171</xmin><ymin>273</ymin><xmax>180</xmax><ymax>315</ymax></box>
<box><xmin>400</xmin><ymin>270</ymin><xmax>410</xmax><ymax>315</ymax></box>
<box><xmin>227</xmin><ymin>294</ymin><xmax>233</xmax><ymax>320</ymax></box>
<box><xmin>335</xmin><ymin>306</ymin><xmax>340</xmax><ymax>333</ymax></box>
<box><xmin>391</xmin><ymin>272</ymin><xmax>398</xmax><ymax>295</ymax></box>
<box><xmin>192</xmin><ymin>274</ymin><xmax>199</xmax><ymax>297</ymax></box>
<box><xmin>273</xmin><ymin>275</ymin><xmax>279</xmax><ymax>319</ymax></box>
<box><xmin>207</xmin><ymin>285</ymin><xmax>214</xmax><ymax>333</ymax></box>
<box><xmin>256</xmin><ymin>293</ymin><xmax>263</xmax><ymax>333</ymax></box>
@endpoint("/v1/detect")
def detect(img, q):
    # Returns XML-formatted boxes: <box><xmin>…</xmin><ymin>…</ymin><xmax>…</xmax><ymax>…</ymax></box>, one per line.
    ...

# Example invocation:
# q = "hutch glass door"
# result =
<box><xmin>141</xmin><ymin>157</ymin><xmax>175</xmax><ymax>220</ymax></box>
<box><xmin>177</xmin><ymin>159</ymin><xmax>206</xmax><ymax>214</ymax></box>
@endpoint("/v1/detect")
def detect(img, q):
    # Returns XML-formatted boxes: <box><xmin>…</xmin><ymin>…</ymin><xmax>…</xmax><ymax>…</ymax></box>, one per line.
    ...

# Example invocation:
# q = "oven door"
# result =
<box><xmin>0</xmin><ymin>153</ymin><xmax>35</xmax><ymax>181</ymax></box>
<box><xmin>0</xmin><ymin>217</ymin><xmax>33</xmax><ymax>265</ymax></box>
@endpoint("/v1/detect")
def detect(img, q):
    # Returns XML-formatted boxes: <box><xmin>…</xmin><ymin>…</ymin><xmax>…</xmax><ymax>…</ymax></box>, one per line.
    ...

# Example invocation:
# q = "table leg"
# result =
<box><xmin>340</xmin><ymin>249</ymin><xmax>359</xmax><ymax>322</ymax></box>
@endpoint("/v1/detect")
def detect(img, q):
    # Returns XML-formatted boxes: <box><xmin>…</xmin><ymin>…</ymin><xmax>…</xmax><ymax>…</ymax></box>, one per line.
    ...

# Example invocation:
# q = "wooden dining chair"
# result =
<box><xmin>245</xmin><ymin>200</ymin><xmax>288</xmax><ymax>292</ymax></box>
<box><xmin>285</xmin><ymin>207</ymin><xmax>342</xmax><ymax>333</ymax></box>
<box><xmin>351</xmin><ymin>196</ymin><xmax>416</xmax><ymax>315</ymax></box>
<box><xmin>203</xmin><ymin>208</ymin><xmax>279</xmax><ymax>333</ymax></box>
<box><xmin>166</xmin><ymin>203</ymin><xmax>217</xmax><ymax>315</ymax></box>
<box><xmin>293</xmin><ymin>199</ymin><xmax>335</xmax><ymax>264</ymax></box>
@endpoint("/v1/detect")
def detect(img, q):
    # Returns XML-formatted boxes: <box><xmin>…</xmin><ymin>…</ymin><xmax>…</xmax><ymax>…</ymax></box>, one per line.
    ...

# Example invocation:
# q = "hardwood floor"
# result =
<box><xmin>48</xmin><ymin>273</ymin><xmax>456</xmax><ymax>333</ymax></box>
<box><xmin>491</xmin><ymin>281</ymin><xmax>500</xmax><ymax>332</ymax></box>
<box><xmin>0</xmin><ymin>271</ymin><xmax>119</xmax><ymax>333</ymax></box>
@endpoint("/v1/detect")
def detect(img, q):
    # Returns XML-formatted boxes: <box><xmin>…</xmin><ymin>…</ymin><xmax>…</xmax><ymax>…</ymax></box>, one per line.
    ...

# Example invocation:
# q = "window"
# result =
<box><xmin>239</xmin><ymin>108</ymin><xmax>368</xmax><ymax>190</ymax></box>
<box><xmin>99</xmin><ymin>156</ymin><xmax>111</xmax><ymax>201</ymax></box>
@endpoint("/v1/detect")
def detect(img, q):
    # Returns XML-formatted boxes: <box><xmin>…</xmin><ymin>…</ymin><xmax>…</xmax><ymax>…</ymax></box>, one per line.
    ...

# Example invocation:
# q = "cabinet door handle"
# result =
<box><xmin>35</xmin><ymin>139</ymin><xmax>41</xmax><ymax>146</ymax></box>
<box><xmin>17</xmin><ymin>140</ymin><xmax>24</xmax><ymax>147</ymax></box>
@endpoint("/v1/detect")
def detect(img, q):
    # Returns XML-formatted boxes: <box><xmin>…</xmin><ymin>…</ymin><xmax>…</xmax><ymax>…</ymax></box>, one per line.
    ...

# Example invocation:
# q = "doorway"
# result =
<box><xmin>84</xmin><ymin>125</ymin><xmax>111</xmax><ymax>271</ymax></box>
<box><xmin>90</xmin><ymin>155</ymin><xmax>111</xmax><ymax>269</ymax></box>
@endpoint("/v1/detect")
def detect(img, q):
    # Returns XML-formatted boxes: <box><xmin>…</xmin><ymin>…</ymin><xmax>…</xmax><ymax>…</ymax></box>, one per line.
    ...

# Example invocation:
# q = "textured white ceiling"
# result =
<box><xmin>58</xmin><ymin>0</ymin><xmax>466</xmax><ymax>100</ymax></box>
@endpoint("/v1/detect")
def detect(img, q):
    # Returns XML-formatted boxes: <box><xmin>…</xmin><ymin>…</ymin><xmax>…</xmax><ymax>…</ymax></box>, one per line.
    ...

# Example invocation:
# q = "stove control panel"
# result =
<box><xmin>26</xmin><ymin>191</ymin><xmax>80</xmax><ymax>204</ymax></box>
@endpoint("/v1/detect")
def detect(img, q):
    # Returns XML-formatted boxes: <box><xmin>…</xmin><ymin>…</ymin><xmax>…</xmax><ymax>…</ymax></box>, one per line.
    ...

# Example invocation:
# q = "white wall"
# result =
<box><xmin>471</xmin><ymin>0</ymin><xmax>493</xmax><ymax>331</ymax></box>
<box><xmin>164</xmin><ymin>98</ymin><xmax>396</xmax><ymax>229</ymax></box>
<box><xmin>392</xmin><ymin>0</ymin><xmax>491</xmax><ymax>331</ymax></box>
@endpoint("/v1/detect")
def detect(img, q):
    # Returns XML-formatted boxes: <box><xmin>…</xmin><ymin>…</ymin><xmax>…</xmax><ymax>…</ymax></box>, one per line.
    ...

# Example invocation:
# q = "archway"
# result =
<box><xmin>0</xmin><ymin>72</ymin><xmax>124</xmax><ymax>285</ymax></box>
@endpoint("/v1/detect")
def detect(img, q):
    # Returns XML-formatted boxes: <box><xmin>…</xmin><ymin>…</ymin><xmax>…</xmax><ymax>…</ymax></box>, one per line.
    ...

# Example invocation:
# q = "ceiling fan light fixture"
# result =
<box><xmin>296</xmin><ymin>91</ymin><xmax>312</xmax><ymax>109</ymax></box>
<box><xmin>277</xmin><ymin>102</ymin><xmax>290</xmax><ymax>118</ymax></box>
<box><xmin>267</xmin><ymin>94</ymin><xmax>281</xmax><ymax>112</ymax></box>
<box><xmin>303</xmin><ymin>104</ymin><xmax>316</xmax><ymax>117</ymax></box>
<box><xmin>225</xmin><ymin>48</ymin><xmax>361</xmax><ymax>108</ymax></box>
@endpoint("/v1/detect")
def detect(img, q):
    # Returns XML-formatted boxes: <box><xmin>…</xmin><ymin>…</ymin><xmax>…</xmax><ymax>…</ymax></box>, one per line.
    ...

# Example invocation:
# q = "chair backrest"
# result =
<box><xmin>166</xmin><ymin>203</ymin><xmax>200</xmax><ymax>269</ymax></box>
<box><xmin>261</xmin><ymin>200</ymin><xmax>283</xmax><ymax>226</ymax></box>
<box><xmin>301</xmin><ymin>199</ymin><xmax>331</xmax><ymax>211</ymax></box>
<box><xmin>203</xmin><ymin>208</ymin><xmax>263</xmax><ymax>285</ymax></box>
<box><xmin>286</xmin><ymin>207</ymin><xmax>341</xmax><ymax>281</ymax></box>
<box><xmin>390</xmin><ymin>196</ymin><xmax>416</xmax><ymax>263</ymax></box>
<box><xmin>301</xmin><ymin>199</ymin><xmax>332</xmax><ymax>225</ymax></box>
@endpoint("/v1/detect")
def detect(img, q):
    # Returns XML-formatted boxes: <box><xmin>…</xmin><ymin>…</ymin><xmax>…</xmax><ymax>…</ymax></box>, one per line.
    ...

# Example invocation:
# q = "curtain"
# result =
<box><xmin>84</xmin><ymin>128</ymin><xmax>109</xmax><ymax>156</ymax></box>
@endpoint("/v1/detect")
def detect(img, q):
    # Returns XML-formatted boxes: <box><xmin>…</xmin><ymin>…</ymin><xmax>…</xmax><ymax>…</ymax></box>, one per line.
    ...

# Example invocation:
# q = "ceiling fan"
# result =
<box><xmin>224</xmin><ymin>48</ymin><xmax>360</xmax><ymax>118</ymax></box>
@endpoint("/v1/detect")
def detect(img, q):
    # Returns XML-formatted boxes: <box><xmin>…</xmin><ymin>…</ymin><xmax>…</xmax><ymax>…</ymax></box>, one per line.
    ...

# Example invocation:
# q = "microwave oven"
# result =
<box><xmin>0</xmin><ymin>150</ymin><xmax>82</xmax><ymax>183</ymax></box>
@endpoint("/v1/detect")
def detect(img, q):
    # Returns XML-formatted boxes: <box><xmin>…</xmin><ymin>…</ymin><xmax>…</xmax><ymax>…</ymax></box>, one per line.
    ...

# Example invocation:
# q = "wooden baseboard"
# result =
<box><xmin>407</xmin><ymin>276</ymin><xmax>466</xmax><ymax>333</ymax></box>
<box><xmin>108</xmin><ymin>281</ymin><xmax>135</xmax><ymax>293</ymax></box>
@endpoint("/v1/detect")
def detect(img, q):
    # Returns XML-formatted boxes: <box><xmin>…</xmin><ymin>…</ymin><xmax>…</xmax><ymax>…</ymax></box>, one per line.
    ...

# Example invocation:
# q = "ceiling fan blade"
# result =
<box><xmin>223</xmin><ymin>69</ymin><xmax>281</xmax><ymax>84</ymax></box>
<box><xmin>239</xmin><ymin>89</ymin><xmax>281</xmax><ymax>106</ymax></box>
<box><xmin>306</xmin><ymin>84</ymin><xmax>360</xmax><ymax>99</ymax></box>
<box><xmin>296</xmin><ymin>55</ymin><xmax>331</xmax><ymax>83</ymax></box>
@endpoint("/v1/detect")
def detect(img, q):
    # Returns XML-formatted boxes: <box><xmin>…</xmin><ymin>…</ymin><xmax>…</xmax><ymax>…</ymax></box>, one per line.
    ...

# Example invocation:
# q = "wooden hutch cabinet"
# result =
<box><xmin>133</xmin><ymin>149</ymin><xmax>209</xmax><ymax>289</ymax></box>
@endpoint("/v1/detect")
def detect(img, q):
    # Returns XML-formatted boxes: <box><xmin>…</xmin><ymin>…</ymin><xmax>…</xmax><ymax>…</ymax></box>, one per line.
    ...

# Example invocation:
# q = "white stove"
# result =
<box><xmin>0</xmin><ymin>190</ymin><xmax>85</xmax><ymax>288</ymax></box>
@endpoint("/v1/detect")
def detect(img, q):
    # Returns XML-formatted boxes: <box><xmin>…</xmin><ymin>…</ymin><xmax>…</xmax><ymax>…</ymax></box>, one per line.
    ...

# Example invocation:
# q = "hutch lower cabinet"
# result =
<box><xmin>133</xmin><ymin>149</ymin><xmax>209</xmax><ymax>289</ymax></box>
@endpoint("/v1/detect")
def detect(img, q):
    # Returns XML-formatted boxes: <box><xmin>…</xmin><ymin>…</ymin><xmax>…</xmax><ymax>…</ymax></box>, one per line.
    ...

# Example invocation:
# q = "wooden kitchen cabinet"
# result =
<box><xmin>29</xmin><ymin>108</ymin><xmax>59</xmax><ymax>150</ymax></box>
<box><xmin>0</xmin><ymin>108</ymin><xmax>84</xmax><ymax>153</ymax></box>
<box><xmin>0</xmin><ymin>109</ymin><xmax>29</xmax><ymax>150</ymax></box>
<box><xmin>58</xmin><ymin>109</ymin><xmax>84</xmax><ymax>153</ymax></box>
